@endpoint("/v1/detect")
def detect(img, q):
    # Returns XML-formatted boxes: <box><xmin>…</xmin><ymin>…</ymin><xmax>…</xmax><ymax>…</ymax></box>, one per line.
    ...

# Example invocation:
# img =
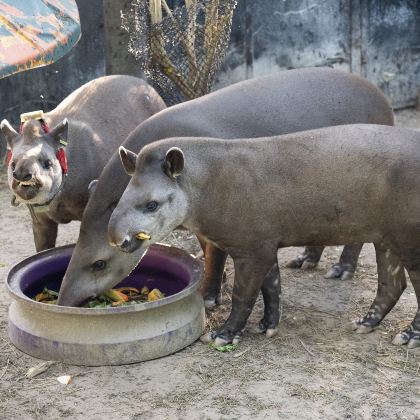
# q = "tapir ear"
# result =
<box><xmin>119</xmin><ymin>146</ymin><xmax>137</xmax><ymax>176</ymax></box>
<box><xmin>0</xmin><ymin>119</ymin><xmax>18</xmax><ymax>147</ymax></box>
<box><xmin>163</xmin><ymin>147</ymin><xmax>184</xmax><ymax>180</ymax></box>
<box><xmin>88</xmin><ymin>179</ymin><xmax>98</xmax><ymax>197</ymax></box>
<box><xmin>49</xmin><ymin>118</ymin><xmax>68</xmax><ymax>144</ymax></box>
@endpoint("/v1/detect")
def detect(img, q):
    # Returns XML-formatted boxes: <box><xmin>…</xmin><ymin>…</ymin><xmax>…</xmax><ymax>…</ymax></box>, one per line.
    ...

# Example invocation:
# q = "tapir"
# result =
<box><xmin>57</xmin><ymin>67</ymin><xmax>395</xmax><ymax>309</ymax></box>
<box><xmin>0</xmin><ymin>75</ymin><xmax>166</xmax><ymax>251</ymax></box>
<box><xmin>108</xmin><ymin>124</ymin><xmax>420</xmax><ymax>349</ymax></box>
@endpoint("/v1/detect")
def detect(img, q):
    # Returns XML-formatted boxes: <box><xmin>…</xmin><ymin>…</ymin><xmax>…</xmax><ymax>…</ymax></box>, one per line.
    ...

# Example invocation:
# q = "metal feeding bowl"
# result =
<box><xmin>6</xmin><ymin>244</ymin><xmax>205</xmax><ymax>366</ymax></box>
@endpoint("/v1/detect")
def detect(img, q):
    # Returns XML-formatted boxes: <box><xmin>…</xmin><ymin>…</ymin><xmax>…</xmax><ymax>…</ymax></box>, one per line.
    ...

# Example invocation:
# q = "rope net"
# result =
<box><xmin>122</xmin><ymin>0</ymin><xmax>237</xmax><ymax>105</ymax></box>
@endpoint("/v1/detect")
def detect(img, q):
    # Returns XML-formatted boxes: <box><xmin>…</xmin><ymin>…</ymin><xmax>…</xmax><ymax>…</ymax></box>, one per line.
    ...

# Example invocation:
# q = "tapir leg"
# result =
<box><xmin>287</xmin><ymin>244</ymin><xmax>363</xmax><ymax>280</ymax></box>
<box><xmin>30</xmin><ymin>210</ymin><xmax>58</xmax><ymax>252</ymax></box>
<box><xmin>352</xmin><ymin>244</ymin><xmax>406</xmax><ymax>333</ymax></box>
<box><xmin>204</xmin><ymin>249</ymin><xmax>278</xmax><ymax>345</ymax></box>
<box><xmin>325</xmin><ymin>244</ymin><xmax>363</xmax><ymax>280</ymax></box>
<box><xmin>392</xmin><ymin>249</ymin><xmax>420</xmax><ymax>349</ymax></box>
<box><xmin>201</xmin><ymin>240</ymin><xmax>282</xmax><ymax>336</ymax></box>
<box><xmin>254</xmin><ymin>263</ymin><xmax>281</xmax><ymax>338</ymax></box>
<box><xmin>199</xmin><ymin>242</ymin><xmax>228</xmax><ymax>308</ymax></box>
<box><xmin>286</xmin><ymin>246</ymin><xmax>323</xmax><ymax>269</ymax></box>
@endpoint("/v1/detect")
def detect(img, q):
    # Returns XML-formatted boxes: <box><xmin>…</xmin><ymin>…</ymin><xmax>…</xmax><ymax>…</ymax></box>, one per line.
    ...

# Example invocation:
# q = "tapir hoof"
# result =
<box><xmin>351</xmin><ymin>318</ymin><xmax>376</xmax><ymax>334</ymax></box>
<box><xmin>204</xmin><ymin>298</ymin><xmax>217</xmax><ymax>309</ymax></box>
<box><xmin>286</xmin><ymin>256</ymin><xmax>318</xmax><ymax>270</ymax></box>
<box><xmin>201</xmin><ymin>328</ymin><xmax>244</xmax><ymax>346</ymax></box>
<box><xmin>250</xmin><ymin>317</ymin><xmax>279</xmax><ymax>338</ymax></box>
<box><xmin>340</xmin><ymin>271</ymin><xmax>354</xmax><ymax>281</ymax></box>
<box><xmin>250</xmin><ymin>325</ymin><xmax>278</xmax><ymax>338</ymax></box>
<box><xmin>325</xmin><ymin>264</ymin><xmax>354</xmax><ymax>280</ymax></box>
<box><xmin>250</xmin><ymin>324</ymin><xmax>265</xmax><ymax>334</ymax></box>
<box><xmin>203</xmin><ymin>293</ymin><xmax>223</xmax><ymax>309</ymax></box>
<box><xmin>214</xmin><ymin>335</ymin><xmax>241</xmax><ymax>346</ymax></box>
<box><xmin>265</xmin><ymin>328</ymin><xmax>278</xmax><ymax>338</ymax></box>
<box><xmin>200</xmin><ymin>331</ymin><xmax>215</xmax><ymax>343</ymax></box>
<box><xmin>392</xmin><ymin>326</ymin><xmax>420</xmax><ymax>348</ymax></box>
<box><xmin>200</xmin><ymin>331</ymin><xmax>242</xmax><ymax>346</ymax></box>
<box><xmin>286</xmin><ymin>256</ymin><xmax>304</xmax><ymax>269</ymax></box>
<box><xmin>301</xmin><ymin>260</ymin><xmax>318</xmax><ymax>270</ymax></box>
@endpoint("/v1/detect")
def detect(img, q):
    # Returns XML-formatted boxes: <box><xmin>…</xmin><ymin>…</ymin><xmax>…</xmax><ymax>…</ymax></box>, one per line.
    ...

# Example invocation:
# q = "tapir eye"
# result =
<box><xmin>42</xmin><ymin>159</ymin><xmax>53</xmax><ymax>170</ymax></box>
<box><xmin>145</xmin><ymin>201</ymin><xmax>159</xmax><ymax>212</ymax></box>
<box><xmin>92</xmin><ymin>260</ymin><xmax>106</xmax><ymax>271</ymax></box>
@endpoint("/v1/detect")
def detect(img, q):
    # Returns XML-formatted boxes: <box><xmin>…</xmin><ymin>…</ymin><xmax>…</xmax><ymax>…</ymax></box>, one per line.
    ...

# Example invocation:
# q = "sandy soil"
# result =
<box><xmin>0</xmin><ymin>110</ymin><xmax>419</xmax><ymax>419</ymax></box>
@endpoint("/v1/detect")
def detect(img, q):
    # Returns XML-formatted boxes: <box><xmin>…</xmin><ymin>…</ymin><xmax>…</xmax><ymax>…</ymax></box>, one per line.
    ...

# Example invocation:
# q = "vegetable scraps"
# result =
<box><xmin>34</xmin><ymin>286</ymin><xmax>165</xmax><ymax>308</ymax></box>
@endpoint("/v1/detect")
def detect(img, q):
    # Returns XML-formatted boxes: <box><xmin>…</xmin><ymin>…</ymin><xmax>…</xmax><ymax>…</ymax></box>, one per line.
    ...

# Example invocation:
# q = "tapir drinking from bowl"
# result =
<box><xmin>1</xmin><ymin>75</ymin><xmax>165</xmax><ymax>251</ymax></box>
<box><xmin>108</xmin><ymin>124</ymin><xmax>420</xmax><ymax>349</ymax></box>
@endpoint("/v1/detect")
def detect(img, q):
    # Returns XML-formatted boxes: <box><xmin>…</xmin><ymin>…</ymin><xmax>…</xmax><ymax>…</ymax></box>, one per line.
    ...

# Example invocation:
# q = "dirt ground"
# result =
<box><xmin>1</xmin><ymin>110</ymin><xmax>420</xmax><ymax>419</ymax></box>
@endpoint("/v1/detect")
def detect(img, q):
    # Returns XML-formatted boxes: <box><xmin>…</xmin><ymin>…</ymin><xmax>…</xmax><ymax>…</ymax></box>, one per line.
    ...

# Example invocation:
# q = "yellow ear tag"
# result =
<box><xmin>20</xmin><ymin>110</ymin><xmax>45</xmax><ymax>123</ymax></box>
<box><xmin>136</xmin><ymin>232</ymin><xmax>151</xmax><ymax>241</ymax></box>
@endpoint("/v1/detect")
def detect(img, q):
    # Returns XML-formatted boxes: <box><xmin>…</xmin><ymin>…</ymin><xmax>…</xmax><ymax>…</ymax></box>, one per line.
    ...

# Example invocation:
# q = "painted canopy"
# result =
<box><xmin>0</xmin><ymin>0</ymin><xmax>80</xmax><ymax>78</ymax></box>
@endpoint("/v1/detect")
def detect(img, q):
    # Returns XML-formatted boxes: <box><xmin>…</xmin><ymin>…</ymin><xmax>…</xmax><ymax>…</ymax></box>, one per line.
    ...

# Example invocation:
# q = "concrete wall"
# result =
<box><xmin>219</xmin><ymin>0</ymin><xmax>420</xmax><ymax>109</ymax></box>
<box><xmin>359</xmin><ymin>0</ymin><xmax>420</xmax><ymax>109</ymax></box>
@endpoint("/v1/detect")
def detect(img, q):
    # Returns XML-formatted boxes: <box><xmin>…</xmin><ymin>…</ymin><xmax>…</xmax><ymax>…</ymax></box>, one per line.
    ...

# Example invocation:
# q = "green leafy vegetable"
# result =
<box><xmin>209</xmin><ymin>343</ymin><xmax>238</xmax><ymax>352</ymax></box>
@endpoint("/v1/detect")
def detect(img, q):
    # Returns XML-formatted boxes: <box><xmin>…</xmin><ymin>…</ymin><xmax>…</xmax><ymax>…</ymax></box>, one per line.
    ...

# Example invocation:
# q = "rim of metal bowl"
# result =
<box><xmin>6</xmin><ymin>243</ymin><xmax>203</xmax><ymax>316</ymax></box>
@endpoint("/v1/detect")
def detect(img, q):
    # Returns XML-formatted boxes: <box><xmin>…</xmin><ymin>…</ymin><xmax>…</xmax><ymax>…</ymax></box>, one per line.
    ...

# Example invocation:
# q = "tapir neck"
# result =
<box><xmin>176</xmin><ymin>136</ymin><xmax>286</xmax><ymax>247</ymax></box>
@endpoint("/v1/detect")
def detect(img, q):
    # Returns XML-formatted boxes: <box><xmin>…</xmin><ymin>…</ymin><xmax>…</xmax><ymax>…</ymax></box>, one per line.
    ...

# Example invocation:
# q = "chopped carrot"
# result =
<box><xmin>104</xmin><ymin>289</ymin><xmax>129</xmax><ymax>302</ymax></box>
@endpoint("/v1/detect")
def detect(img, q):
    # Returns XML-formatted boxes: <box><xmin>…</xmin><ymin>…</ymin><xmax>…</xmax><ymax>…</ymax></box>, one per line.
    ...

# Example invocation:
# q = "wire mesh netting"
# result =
<box><xmin>122</xmin><ymin>0</ymin><xmax>237</xmax><ymax>105</ymax></box>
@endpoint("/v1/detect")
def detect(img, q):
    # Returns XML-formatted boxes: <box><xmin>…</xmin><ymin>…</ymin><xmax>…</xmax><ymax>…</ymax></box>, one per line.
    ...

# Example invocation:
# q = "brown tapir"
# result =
<box><xmin>108</xmin><ymin>124</ymin><xmax>420</xmax><ymax>349</ymax></box>
<box><xmin>56</xmin><ymin>67</ymin><xmax>396</xmax><ymax>309</ymax></box>
<box><xmin>0</xmin><ymin>75</ymin><xmax>166</xmax><ymax>251</ymax></box>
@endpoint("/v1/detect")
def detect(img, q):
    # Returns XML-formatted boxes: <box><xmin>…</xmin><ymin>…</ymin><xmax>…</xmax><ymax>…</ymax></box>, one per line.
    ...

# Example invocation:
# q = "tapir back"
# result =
<box><xmin>168</xmin><ymin>125</ymin><xmax>420</xmax><ymax>251</ymax></box>
<box><xmin>86</xmin><ymin>67</ymin><xmax>394</xmax><ymax>218</ymax></box>
<box><xmin>127</xmin><ymin>67</ymin><xmax>394</xmax><ymax>145</ymax></box>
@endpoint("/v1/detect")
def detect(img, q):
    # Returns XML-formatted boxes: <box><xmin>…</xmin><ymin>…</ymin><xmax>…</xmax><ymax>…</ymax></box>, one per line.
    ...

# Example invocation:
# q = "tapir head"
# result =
<box><xmin>108</xmin><ymin>145</ymin><xmax>189</xmax><ymax>255</ymax></box>
<box><xmin>57</xmin><ymin>140</ymin><xmax>189</xmax><ymax>307</ymax></box>
<box><xmin>1</xmin><ymin>119</ymin><xmax>68</xmax><ymax>205</ymax></box>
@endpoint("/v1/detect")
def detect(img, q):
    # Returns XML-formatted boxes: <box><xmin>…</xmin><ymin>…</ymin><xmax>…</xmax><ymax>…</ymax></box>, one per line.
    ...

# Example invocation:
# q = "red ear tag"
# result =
<box><xmin>56</xmin><ymin>148</ymin><xmax>68</xmax><ymax>174</ymax></box>
<box><xmin>40</xmin><ymin>120</ymin><xmax>50</xmax><ymax>133</ymax></box>
<box><xmin>6</xmin><ymin>150</ymin><xmax>12</xmax><ymax>165</ymax></box>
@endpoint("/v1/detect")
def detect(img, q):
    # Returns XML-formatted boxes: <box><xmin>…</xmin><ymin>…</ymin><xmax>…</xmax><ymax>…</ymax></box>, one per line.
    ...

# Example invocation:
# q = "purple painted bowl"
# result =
<box><xmin>7</xmin><ymin>244</ymin><xmax>205</xmax><ymax>365</ymax></box>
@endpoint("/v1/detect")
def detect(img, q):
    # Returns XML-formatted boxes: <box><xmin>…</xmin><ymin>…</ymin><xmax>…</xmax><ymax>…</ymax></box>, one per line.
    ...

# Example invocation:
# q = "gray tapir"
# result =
<box><xmin>108</xmin><ymin>124</ymin><xmax>420</xmax><ymax>349</ymax></box>
<box><xmin>56</xmin><ymin>67</ymin><xmax>394</xmax><ymax>309</ymax></box>
<box><xmin>0</xmin><ymin>75</ymin><xmax>166</xmax><ymax>251</ymax></box>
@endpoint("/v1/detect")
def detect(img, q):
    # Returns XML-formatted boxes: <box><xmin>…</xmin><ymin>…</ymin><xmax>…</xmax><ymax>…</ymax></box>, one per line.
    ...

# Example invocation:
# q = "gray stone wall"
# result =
<box><xmin>219</xmin><ymin>0</ymin><xmax>420</xmax><ymax>109</ymax></box>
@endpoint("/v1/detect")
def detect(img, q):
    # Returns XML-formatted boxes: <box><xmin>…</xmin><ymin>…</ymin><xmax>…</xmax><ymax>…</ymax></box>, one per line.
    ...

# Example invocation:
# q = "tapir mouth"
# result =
<box><xmin>119</xmin><ymin>237</ymin><xmax>143</xmax><ymax>253</ymax></box>
<box><xmin>18</xmin><ymin>180</ymin><xmax>37</xmax><ymax>187</ymax></box>
<box><xmin>12</xmin><ymin>178</ymin><xmax>43</xmax><ymax>201</ymax></box>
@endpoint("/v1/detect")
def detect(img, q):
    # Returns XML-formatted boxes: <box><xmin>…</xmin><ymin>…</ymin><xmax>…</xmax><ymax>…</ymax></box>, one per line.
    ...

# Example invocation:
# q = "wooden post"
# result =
<box><xmin>350</xmin><ymin>0</ymin><xmax>362</xmax><ymax>76</ymax></box>
<box><xmin>103</xmin><ymin>0</ymin><xmax>144</xmax><ymax>77</ymax></box>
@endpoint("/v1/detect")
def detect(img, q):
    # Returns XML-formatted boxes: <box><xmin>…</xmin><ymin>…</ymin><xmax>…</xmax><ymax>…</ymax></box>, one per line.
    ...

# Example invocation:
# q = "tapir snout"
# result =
<box><xmin>108</xmin><ymin>233</ymin><xmax>140</xmax><ymax>253</ymax></box>
<box><xmin>12</xmin><ymin>169</ymin><xmax>33</xmax><ymax>182</ymax></box>
<box><xmin>108</xmin><ymin>208</ymin><xmax>146</xmax><ymax>254</ymax></box>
